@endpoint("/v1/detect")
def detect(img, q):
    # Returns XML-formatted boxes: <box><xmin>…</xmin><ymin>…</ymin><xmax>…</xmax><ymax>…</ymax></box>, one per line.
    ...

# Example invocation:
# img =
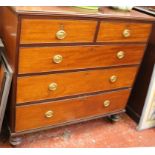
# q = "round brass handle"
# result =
<box><xmin>117</xmin><ymin>51</ymin><xmax>125</xmax><ymax>59</ymax></box>
<box><xmin>53</xmin><ymin>55</ymin><xmax>63</xmax><ymax>64</ymax></box>
<box><xmin>122</xmin><ymin>29</ymin><xmax>131</xmax><ymax>38</ymax></box>
<box><xmin>56</xmin><ymin>30</ymin><xmax>66</xmax><ymax>40</ymax></box>
<box><xmin>45</xmin><ymin>110</ymin><xmax>54</xmax><ymax>118</ymax></box>
<box><xmin>109</xmin><ymin>75</ymin><xmax>118</xmax><ymax>83</ymax></box>
<box><xmin>48</xmin><ymin>82</ymin><xmax>57</xmax><ymax>91</ymax></box>
<box><xmin>103</xmin><ymin>100</ymin><xmax>110</xmax><ymax>107</ymax></box>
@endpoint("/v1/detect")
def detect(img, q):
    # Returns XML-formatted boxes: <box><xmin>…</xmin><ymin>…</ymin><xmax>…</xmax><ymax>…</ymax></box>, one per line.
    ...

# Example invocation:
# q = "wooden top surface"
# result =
<box><xmin>10</xmin><ymin>6</ymin><xmax>155</xmax><ymax>21</ymax></box>
<box><xmin>134</xmin><ymin>6</ymin><xmax>155</xmax><ymax>16</ymax></box>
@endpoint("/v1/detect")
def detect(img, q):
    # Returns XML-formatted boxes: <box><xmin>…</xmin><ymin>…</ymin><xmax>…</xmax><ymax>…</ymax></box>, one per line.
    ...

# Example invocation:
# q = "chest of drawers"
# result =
<box><xmin>0</xmin><ymin>6</ymin><xmax>154</xmax><ymax>145</ymax></box>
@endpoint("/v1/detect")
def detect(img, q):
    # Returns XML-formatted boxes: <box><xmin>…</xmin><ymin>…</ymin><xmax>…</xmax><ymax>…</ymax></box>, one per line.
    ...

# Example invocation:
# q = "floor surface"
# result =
<box><xmin>0</xmin><ymin>113</ymin><xmax>155</xmax><ymax>148</ymax></box>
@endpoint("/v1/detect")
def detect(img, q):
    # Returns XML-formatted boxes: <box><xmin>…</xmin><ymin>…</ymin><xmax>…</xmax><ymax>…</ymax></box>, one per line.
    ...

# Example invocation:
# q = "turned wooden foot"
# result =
<box><xmin>107</xmin><ymin>114</ymin><xmax>121</xmax><ymax>122</ymax></box>
<box><xmin>9</xmin><ymin>136</ymin><xmax>23</xmax><ymax>146</ymax></box>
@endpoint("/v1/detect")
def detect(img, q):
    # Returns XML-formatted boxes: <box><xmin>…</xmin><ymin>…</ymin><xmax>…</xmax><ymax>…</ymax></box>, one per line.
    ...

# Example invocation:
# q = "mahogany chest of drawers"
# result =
<box><xmin>0</xmin><ymin>6</ymin><xmax>154</xmax><ymax>145</ymax></box>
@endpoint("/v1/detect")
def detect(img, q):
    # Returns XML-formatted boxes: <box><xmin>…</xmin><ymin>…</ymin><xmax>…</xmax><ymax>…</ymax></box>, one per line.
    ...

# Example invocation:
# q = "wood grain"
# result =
<box><xmin>97</xmin><ymin>22</ymin><xmax>151</xmax><ymax>42</ymax></box>
<box><xmin>20</xmin><ymin>19</ymin><xmax>97</xmax><ymax>44</ymax></box>
<box><xmin>10</xmin><ymin>7</ymin><xmax>155</xmax><ymax>22</ymax></box>
<box><xmin>0</xmin><ymin>7</ymin><xmax>18</xmax><ymax>72</ymax></box>
<box><xmin>1</xmin><ymin>6</ymin><xmax>153</xmax><ymax>136</ymax></box>
<box><xmin>16</xmin><ymin>66</ymin><xmax>138</xmax><ymax>104</ymax></box>
<box><xmin>0</xmin><ymin>7</ymin><xmax>19</xmax><ymax>132</ymax></box>
<box><xmin>15</xmin><ymin>89</ymin><xmax>130</xmax><ymax>131</ymax></box>
<box><xmin>18</xmin><ymin>45</ymin><xmax>146</xmax><ymax>74</ymax></box>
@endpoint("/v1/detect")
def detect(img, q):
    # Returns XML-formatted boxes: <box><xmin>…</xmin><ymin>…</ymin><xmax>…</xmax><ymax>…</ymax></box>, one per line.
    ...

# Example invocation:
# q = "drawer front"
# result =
<box><xmin>17</xmin><ymin>66</ymin><xmax>138</xmax><ymax>104</ymax></box>
<box><xmin>20</xmin><ymin>19</ymin><xmax>97</xmax><ymax>44</ymax></box>
<box><xmin>15</xmin><ymin>89</ymin><xmax>130</xmax><ymax>132</ymax></box>
<box><xmin>18</xmin><ymin>45</ymin><xmax>145</xmax><ymax>74</ymax></box>
<box><xmin>97</xmin><ymin>22</ymin><xmax>151</xmax><ymax>42</ymax></box>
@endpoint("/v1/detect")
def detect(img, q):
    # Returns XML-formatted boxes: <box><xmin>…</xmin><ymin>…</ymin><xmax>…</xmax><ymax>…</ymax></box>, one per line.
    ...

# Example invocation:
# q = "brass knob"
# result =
<box><xmin>109</xmin><ymin>75</ymin><xmax>118</xmax><ymax>83</ymax></box>
<box><xmin>53</xmin><ymin>55</ymin><xmax>63</xmax><ymax>64</ymax></box>
<box><xmin>122</xmin><ymin>29</ymin><xmax>131</xmax><ymax>38</ymax></box>
<box><xmin>45</xmin><ymin>110</ymin><xmax>54</xmax><ymax>118</ymax></box>
<box><xmin>103</xmin><ymin>100</ymin><xmax>110</xmax><ymax>107</ymax></box>
<box><xmin>48</xmin><ymin>82</ymin><xmax>57</xmax><ymax>91</ymax></box>
<box><xmin>117</xmin><ymin>51</ymin><xmax>125</xmax><ymax>59</ymax></box>
<box><xmin>56</xmin><ymin>30</ymin><xmax>66</xmax><ymax>40</ymax></box>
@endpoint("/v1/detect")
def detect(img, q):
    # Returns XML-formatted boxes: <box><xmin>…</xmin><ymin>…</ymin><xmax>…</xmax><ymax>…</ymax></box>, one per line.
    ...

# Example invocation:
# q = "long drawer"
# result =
<box><xmin>15</xmin><ymin>89</ymin><xmax>130</xmax><ymax>132</ymax></box>
<box><xmin>16</xmin><ymin>66</ymin><xmax>138</xmax><ymax>104</ymax></box>
<box><xmin>18</xmin><ymin>45</ymin><xmax>145</xmax><ymax>74</ymax></box>
<box><xmin>97</xmin><ymin>21</ymin><xmax>151</xmax><ymax>42</ymax></box>
<box><xmin>20</xmin><ymin>19</ymin><xmax>97</xmax><ymax>44</ymax></box>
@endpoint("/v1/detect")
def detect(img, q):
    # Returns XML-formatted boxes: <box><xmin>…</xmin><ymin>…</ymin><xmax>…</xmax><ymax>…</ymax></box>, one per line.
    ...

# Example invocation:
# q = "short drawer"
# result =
<box><xmin>97</xmin><ymin>22</ymin><xmax>151</xmax><ymax>42</ymax></box>
<box><xmin>20</xmin><ymin>19</ymin><xmax>97</xmax><ymax>44</ymax></box>
<box><xmin>15</xmin><ymin>89</ymin><xmax>130</xmax><ymax>132</ymax></box>
<box><xmin>16</xmin><ymin>66</ymin><xmax>138</xmax><ymax>104</ymax></box>
<box><xmin>18</xmin><ymin>45</ymin><xmax>145</xmax><ymax>74</ymax></box>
